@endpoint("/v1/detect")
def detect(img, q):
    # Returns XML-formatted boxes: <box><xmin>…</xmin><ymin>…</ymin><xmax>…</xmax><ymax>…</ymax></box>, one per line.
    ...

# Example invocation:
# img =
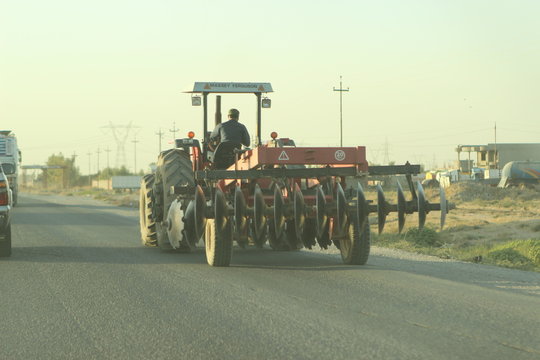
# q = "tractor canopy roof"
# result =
<box><xmin>185</xmin><ymin>82</ymin><xmax>273</xmax><ymax>94</ymax></box>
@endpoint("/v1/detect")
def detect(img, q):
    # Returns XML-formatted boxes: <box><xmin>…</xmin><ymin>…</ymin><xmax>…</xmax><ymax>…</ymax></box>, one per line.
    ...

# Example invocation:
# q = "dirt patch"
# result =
<box><xmin>445</xmin><ymin>181</ymin><xmax>540</xmax><ymax>203</ymax></box>
<box><xmin>370</xmin><ymin>182</ymin><xmax>540</xmax><ymax>271</ymax></box>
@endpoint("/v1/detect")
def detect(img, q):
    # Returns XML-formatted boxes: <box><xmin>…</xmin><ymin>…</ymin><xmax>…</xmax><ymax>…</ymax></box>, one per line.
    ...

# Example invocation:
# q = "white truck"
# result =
<box><xmin>0</xmin><ymin>131</ymin><xmax>21</xmax><ymax>206</ymax></box>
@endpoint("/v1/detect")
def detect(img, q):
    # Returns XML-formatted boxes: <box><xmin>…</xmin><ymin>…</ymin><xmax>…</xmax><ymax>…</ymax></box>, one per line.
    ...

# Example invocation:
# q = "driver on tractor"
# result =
<box><xmin>209</xmin><ymin>108</ymin><xmax>250</xmax><ymax>168</ymax></box>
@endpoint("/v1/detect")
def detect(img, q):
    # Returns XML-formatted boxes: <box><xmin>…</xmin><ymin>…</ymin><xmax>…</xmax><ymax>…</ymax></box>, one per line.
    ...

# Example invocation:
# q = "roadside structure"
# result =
<box><xmin>456</xmin><ymin>143</ymin><xmax>540</xmax><ymax>171</ymax></box>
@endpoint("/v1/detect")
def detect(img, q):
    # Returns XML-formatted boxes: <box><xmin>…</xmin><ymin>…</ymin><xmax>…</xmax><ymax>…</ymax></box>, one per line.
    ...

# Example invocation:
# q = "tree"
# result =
<box><xmin>40</xmin><ymin>153</ymin><xmax>81</xmax><ymax>188</ymax></box>
<box><xmin>97</xmin><ymin>166</ymin><xmax>132</xmax><ymax>179</ymax></box>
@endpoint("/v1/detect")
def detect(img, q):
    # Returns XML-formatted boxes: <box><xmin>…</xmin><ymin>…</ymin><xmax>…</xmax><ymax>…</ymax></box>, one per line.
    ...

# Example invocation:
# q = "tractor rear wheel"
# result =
<box><xmin>205</xmin><ymin>218</ymin><xmax>233</xmax><ymax>266</ymax></box>
<box><xmin>339</xmin><ymin>218</ymin><xmax>370</xmax><ymax>265</ymax></box>
<box><xmin>154</xmin><ymin>149</ymin><xmax>195</xmax><ymax>251</ymax></box>
<box><xmin>139</xmin><ymin>174</ymin><xmax>157</xmax><ymax>246</ymax></box>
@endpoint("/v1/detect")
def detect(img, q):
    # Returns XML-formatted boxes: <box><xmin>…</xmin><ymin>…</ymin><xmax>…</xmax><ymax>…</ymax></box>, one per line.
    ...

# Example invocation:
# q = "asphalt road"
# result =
<box><xmin>1</xmin><ymin>193</ymin><xmax>540</xmax><ymax>360</ymax></box>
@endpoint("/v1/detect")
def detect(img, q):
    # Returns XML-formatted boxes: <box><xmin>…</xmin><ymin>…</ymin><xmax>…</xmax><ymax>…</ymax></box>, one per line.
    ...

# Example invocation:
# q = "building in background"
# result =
<box><xmin>455</xmin><ymin>143</ymin><xmax>540</xmax><ymax>171</ymax></box>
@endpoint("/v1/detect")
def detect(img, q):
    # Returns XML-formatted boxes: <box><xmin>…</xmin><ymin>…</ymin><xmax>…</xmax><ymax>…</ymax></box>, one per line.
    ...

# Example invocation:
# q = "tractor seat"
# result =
<box><xmin>212</xmin><ymin>141</ymin><xmax>242</xmax><ymax>169</ymax></box>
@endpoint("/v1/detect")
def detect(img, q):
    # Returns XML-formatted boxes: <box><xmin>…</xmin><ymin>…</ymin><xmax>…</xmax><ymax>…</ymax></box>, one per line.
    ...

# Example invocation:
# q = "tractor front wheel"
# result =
<box><xmin>154</xmin><ymin>149</ymin><xmax>194</xmax><ymax>251</ymax></box>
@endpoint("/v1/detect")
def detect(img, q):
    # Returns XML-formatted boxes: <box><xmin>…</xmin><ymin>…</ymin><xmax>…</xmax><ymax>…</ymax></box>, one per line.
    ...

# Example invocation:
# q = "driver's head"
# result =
<box><xmin>228</xmin><ymin>108</ymin><xmax>240</xmax><ymax>121</ymax></box>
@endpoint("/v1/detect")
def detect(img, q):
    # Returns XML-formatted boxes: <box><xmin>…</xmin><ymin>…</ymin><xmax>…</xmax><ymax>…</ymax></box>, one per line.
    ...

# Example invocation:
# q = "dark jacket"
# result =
<box><xmin>210</xmin><ymin>120</ymin><xmax>250</xmax><ymax>147</ymax></box>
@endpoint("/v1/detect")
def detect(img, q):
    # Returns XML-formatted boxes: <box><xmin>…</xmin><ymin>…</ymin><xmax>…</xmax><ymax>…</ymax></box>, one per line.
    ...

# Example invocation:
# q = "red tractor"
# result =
<box><xmin>139</xmin><ymin>82</ymin><xmax>450</xmax><ymax>266</ymax></box>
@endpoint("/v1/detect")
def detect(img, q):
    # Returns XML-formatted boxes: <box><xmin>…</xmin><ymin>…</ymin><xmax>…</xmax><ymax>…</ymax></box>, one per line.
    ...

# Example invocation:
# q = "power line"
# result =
<box><xmin>101</xmin><ymin>122</ymin><xmax>138</xmax><ymax>169</ymax></box>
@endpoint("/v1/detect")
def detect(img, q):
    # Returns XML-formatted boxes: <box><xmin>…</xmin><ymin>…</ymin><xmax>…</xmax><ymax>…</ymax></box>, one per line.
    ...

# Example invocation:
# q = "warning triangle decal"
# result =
<box><xmin>278</xmin><ymin>151</ymin><xmax>289</xmax><ymax>161</ymax></box>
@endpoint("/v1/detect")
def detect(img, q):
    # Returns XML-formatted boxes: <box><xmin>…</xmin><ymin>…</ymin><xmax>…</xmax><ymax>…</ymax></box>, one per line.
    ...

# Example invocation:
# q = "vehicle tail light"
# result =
<box><xmin>0</xmin><ymin>181</ymin><xmax>7</xmax><ymax>205</ymax></box>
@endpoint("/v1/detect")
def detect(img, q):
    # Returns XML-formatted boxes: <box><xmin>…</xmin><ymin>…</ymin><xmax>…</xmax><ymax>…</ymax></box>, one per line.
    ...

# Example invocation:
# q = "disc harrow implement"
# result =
<box><xmin>140</xmin><ymin>80</ymin><xmax>455</xmax><ymax>267</ymax></box>
<box><xmin>180</xmin><ymin>171</ymin><xmax>453</xmax><ymax>267</ymax></box>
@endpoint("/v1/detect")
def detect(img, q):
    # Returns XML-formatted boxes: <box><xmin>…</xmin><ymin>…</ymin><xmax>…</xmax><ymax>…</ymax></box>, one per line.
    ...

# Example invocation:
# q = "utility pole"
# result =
<box><xmin>494</xmin><ymin>122</ymin><xmax>498</xmax><ymax>169</ymax></box>
<box><xmin>132</xmin><ymin>135</ymin><xmax>139</xmax><ymax>174</ymax></box>
<box><xmin>104</xmin><ymin>147</ymin><xmax>111</xmax><ymax>171</ymax></box>
<box><xmin>104</xmin><ymin>147</ymin><xmax>112</xmax><ymax>190</ymax></box>
<box><xmin>383</xmin><ymin>137</ymin><xmax>390</xmax><ymax>165</ymax></box>
<box><xmin>156</xmin><ymin>128</ymin><xmax>164</xmax><ymax>153</ymax></box>
<box><xmin>87</xmin><ymin>151</ymin><xmax>92</xmax><ymax>187</ymax></box>
<box><xmin>69</xmin><ymin>152</ymin><xmax>78</xmax><ymax>189</ymax></box>
<box><xmin>170</xmin><ymin>121</ymin><xmax>179</xmax><ymax>141</ymax></box>
<box><xmin>96</xmin><ymin>147</ymin><xmax>101</xmax><ymax>177</ymax></box>
<box><xmin>333</xmin><ymin>75</ymin><xmax>349</xmax><ymax>147</ymax></box>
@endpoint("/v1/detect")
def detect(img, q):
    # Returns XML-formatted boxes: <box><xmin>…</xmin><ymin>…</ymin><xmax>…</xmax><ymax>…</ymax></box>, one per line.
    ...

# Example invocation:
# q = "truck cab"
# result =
<box><xmin>0</xmin><ymin>130</ymin><xmax>21</xmax><ymax>206</ymax></box>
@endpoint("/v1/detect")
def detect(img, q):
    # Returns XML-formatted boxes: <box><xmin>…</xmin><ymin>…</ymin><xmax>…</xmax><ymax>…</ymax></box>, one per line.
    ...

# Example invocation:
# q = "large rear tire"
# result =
<box><xmin>0</xmin><ymin>224</ymin><xmax>12</xmax><ymax>257</ymax></box>
<box><xmin>139</xmin><ymin>174</ymin><xmax>157</xmax><ymax>246</ymax></box>
<box><xmin>205</xmin><ymin>218</ymin><xmax>233</xmax><ymax>267</ymax></box>
<box><xmin>153</xmin><ymin>149</ymin><xmax>195</xmax><ymax>251</ymax></box>
<box><xmin>338</xmin><ymin>218</ymin><xmax>370</xmax><ymax>265</ymax></box>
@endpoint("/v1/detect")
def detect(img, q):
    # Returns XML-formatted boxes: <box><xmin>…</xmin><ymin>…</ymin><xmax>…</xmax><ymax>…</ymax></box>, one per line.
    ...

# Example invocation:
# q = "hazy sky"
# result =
<box><xmin>2</xmin><ymin>0</ymin><xmax>539</xmax><ymax>174</ymax></box>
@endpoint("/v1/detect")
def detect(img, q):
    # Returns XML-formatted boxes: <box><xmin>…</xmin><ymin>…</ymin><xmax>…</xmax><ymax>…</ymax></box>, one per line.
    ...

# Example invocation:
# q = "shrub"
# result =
<box><xmin>404</xmin><ymin>227</ymin><xmax>441</xmax><ymax>247</ymax></box>
<box><xmin>528</xmin><ymin>242</ymin><xmax>540</xmax><ymax>265</ymax></box>
<box><xmin>487</xmin><ymin>248</ymin><xmax>530</xmax><ymax>265</ymax></box>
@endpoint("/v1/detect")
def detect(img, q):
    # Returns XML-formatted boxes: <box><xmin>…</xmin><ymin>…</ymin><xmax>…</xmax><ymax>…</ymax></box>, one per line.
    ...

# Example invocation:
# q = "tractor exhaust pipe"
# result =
<box><xmin>215</xmin><ymin>95</ymin><xmax>222</xmax><ymax>126</ymax></box>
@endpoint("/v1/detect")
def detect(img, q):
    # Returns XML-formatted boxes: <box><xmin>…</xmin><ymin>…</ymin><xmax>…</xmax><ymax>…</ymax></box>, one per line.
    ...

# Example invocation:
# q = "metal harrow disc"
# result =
<box><xmin>293</xmin><ymin>183</ymin><xmax>305</xmax><ymax>241</ymax></box>
<box><xmin>183</xmin><ymin>200</ymin><xmax>197</xmax><ymax>244</ymax></box>
<box><xmin>166</xmin><ymin>199</ymin><xmax>185</xmax><ymax>249</ymax></box>
<box><xmin>214</xmin><ymin>187</ymin><xmax>228</xmax><ymax>230</ymax></box>
<box><xmin>336</xmin><ymin>183</ymin><xmax>348</xmax><ymax>236</ymax></box>
<box><xmin>440</xmin><ymin>186</ymin><xmax>447</xmax><ymax>230</ymax></box>
<box><xmin>417</xmin><ymin>181</ymin><xmax>427</xmax><ymax>229</ymax></box>
<box><xmin>234</xmin><ymin>186</ymin><xmax>247</xmax><ymax>236</ymax></box>
<box><xmin>274</xmin><ymin>186</ymin><xmax>285</xmax><ymax>239</ymax></box>
<box><xmin>356</xmin><ymin>182</ymin><xmax>368</xmax><ymax>230</ymax></box>
<box><xmin>253</xmin><ymin>184</ymin><xmax>267</xmax><ymax>244</ymax></box>
<box><xmin>194</xmin><ymin>185</ymin><xmax>207</xmax><ymax>240</ymax></box>
<box><xmin>206</xmin><ymin>186</ymin><xmax>233</xmax><ymax>267</ymax></box>
<box><xmin>376</xmin><ymin>184</ymin><xmax>387</xmax><ymax>234</ymax></box>
<box><xmin>315</xmin><ymin>185</ymin><xmax>327</xmax><ymax>239</ymax></box>
<box><xmin>397</xmin><ymin>181</ymin><xmax>406</xmax><ymax>234</ymax></box>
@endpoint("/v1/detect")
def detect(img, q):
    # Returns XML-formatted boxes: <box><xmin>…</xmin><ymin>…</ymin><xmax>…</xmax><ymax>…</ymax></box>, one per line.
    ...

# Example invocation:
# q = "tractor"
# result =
<box><xmin>139</xmin><ymin>82</ymin><xmax>451</xmax><ymax>267</ymax></box>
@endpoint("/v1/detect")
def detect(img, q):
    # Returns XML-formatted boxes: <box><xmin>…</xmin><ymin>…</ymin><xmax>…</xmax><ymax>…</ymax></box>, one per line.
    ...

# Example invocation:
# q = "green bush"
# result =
<box><xmin>487</xmin><ymin>248</ymin><xmax>531</xmax><ymax>265</ymax></box>
<box><xmin>528</xmin><ymin>242</ymin><xmax>540</xmax><ymax>265</ymax></box>
<box><xmin>404</xmin><ymin>227</ymin><xmax>441</xmax><ymax>247</ymax></box>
